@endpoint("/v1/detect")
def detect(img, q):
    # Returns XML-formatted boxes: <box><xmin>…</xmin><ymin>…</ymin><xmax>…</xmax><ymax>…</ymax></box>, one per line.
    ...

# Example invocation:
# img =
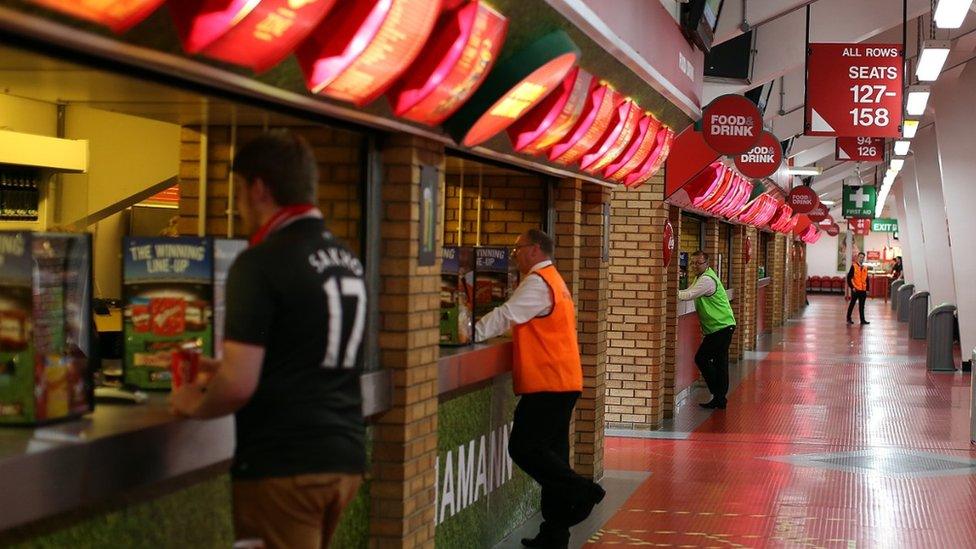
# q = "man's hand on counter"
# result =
<box><xmin>169</xmin><ymin>382</ymin><xmax>207</xmax><ymax>418</ymax></box>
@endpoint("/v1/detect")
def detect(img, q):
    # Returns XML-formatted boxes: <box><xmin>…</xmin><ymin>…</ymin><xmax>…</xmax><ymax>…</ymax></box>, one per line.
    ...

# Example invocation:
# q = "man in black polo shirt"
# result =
<box><xmin>170</xmin><ymin>130</ymin><xmax>366</xmax><ymax>548</ymax></box>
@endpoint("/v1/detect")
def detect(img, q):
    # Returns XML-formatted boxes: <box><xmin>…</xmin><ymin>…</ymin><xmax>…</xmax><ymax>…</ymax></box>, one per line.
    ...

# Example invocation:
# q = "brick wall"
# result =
<box><xmin>370</xmin><ymin>134</ymin><xmax>443</xmax><ymax>548</ymax></box>
<box><xmin>729</xmin><ymin>225</ymin><xmax>758</xmax><ymax>358</ymax></box>
<box><xmin>178</xmin><ymin>125</ymin><xmax>363</xmax><ymax>252</ymax></box>
<box><xmin>605</xmin><ymin>175</ymin><xmax>669</xmax><ymax>429</ymax></box>
<box><xmin>443</xmin><ymin>170</ymin><xmax>545</xmax><ymax>247</ymax></box>
<box><xmin>768</xmin><ymin>233</ymin><xmax>788</xmax><ymax>328</ymax></box>
<box><xmin>554</xmin><ymin>179</ymin><xmax>609</xmax><ymax>479</ymax></box>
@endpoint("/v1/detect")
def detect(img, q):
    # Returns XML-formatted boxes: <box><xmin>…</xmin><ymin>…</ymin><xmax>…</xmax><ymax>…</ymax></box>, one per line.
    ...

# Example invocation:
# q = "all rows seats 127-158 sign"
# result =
<box><xmin>805</xmin><ymin>43</ymin><xmax>903</xmax><ymax>138</ymax></box>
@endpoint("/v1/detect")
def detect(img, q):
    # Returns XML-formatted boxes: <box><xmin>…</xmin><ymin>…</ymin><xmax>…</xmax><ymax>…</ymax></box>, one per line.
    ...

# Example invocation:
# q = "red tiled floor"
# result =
<box><xmin>592</xmin><ymin>296</ymin><xmax>976</xmax><ymax>548</ymax></box>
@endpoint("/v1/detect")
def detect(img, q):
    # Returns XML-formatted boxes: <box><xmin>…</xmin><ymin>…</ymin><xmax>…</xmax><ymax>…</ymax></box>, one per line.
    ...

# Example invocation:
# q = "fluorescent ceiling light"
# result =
<box><xmin>916</xmin><ymin>40</ymin><xmax>952</xmax><ymax>81</ymax></box>
<box><xmin>906</xmin><ymin>86</ymin><xmax>931</xmax><ymax>115</ymax></box>
<box><xmin>903</xmin><ymin>119</ymin><xmax>920</xmax><ymax>138</ymax></box>
<box><xmin>894</xmin><ymin>140</ymin><xmax>911</xmax><ymax>156</ymax></box>
<box><xmin>890</xmin><ymin>158</ymin><xmax>905</xmax><ymax>171</ymax></box>
<box><xmin>934</xmin><ymin>0</ymin><xmax>974</xmax><ymax>28</ymax></box>
<box><xmin>820</xmin><ymin>200</ymin><xmax>836</xmax><ymax>206</ymax></box>
<box><xmin>785</xmin><ymin>167</ymin><xmax>823</xmax><ymax>176</ymax></box>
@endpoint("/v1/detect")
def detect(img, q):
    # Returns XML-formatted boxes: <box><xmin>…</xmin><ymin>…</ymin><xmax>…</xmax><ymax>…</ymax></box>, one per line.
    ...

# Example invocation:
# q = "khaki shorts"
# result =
<box><xmin>232</xmin><ymin>472</ymin><xmax>362</xmax><ymax>549</ymax></box>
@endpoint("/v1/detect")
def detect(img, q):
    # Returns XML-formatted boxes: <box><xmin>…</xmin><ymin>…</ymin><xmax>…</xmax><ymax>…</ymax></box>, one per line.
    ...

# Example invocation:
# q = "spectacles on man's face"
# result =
<box><xmin>692</xmin><ymin>259</ymin><xmax>707</xmax><ymax>266</ymax></box>
<box><xmin>511</xmin><ymin>243</ymin><xmax>535</xmax><ymax>256</ymax></box>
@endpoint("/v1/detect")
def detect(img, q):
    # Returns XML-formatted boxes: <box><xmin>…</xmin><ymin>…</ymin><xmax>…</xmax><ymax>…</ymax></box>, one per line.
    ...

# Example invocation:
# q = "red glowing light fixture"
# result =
<box><xmin>716</xmin><ymin>175</ymin><xmax>752</xmax><ymax>218</ymax></box>
<box><xmin>624</xmin><ymin>126</ymin><xmax>675</xmax><ymax>188</ymax></box>
<box><xmin>170</xmin><ymin>0</ymin><xmax>337</xmax><ymax>73</ymax></box>
<box><xmin>296</xmin><ymin>0</ymin><xmax>442</xmax><ymax>106</ymax></box>
<box><xmin>580</xmin><ymin>98</ymin><xmax>641</xmax><ymax>173</ymax></box>
<box><xmin>442</xmin><ymin>30</ymin><xmax>580</xmax><ymax>147</ymax></box>
<box><xmin>683</xmin><ymin>163</ymin><xmax>726</xmax><ymax>206</ymax></box>
<box><xmin>604</xmin><ymin>113</ymin><xmax>661</xmax><ymax>181</ymax></box>
<box><xmin>549</xmin><ymin>82</ymin><xmax>621</xmax><ymax>165</ymax></box>
<box><xmin>801</xmin><ymin>225</ymin><xmax>823</xmax><ymax>243</ymax></box>
<box><xmin>695</xmin><ymin>170</ymin><xmax>735</xmax><ymax>212</ymax></box>
<box><xmin>388</xmin><ymin>0</ymin><xmax>507</xmax><ymax>126</ymax></box>
<box><xmin>31</xmin><ymin>0</ymin><xmax>165</xmax><ymax>33</ymax></box>
<box><xmin>507</xmin><ymin>67</ymin><xmax>592</xmax><ymax>155</ymax></box>
<box><xmin>768</xmin><ymin>204</ymin><xmax>795</xmax><ymax>232</ymax></box>
<box><xmin>737</xmin><ymin>194</ymin><xmax>779</xmax><ymax>227</ymax></box>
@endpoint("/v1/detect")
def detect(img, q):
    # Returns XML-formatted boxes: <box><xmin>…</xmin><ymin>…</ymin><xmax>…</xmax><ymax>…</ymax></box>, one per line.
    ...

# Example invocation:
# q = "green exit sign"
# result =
<box><xmin>872</xmin><ymin>218</ymin><xmax>899</xmax><ymax>232</ymax></box>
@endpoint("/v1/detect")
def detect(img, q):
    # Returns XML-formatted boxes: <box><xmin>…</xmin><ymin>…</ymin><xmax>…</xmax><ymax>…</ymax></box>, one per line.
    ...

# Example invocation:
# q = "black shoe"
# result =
<box><xmin>522</xmin><ymin>531</ymin><xmax>569</xmax><ymax>548</ymax></box>
<box><xmin>699</xmin><ymin>399</ymin><xmax>727</xmax><ymax>409</ymax></box>
<box><xmin>846</xmin><ymin>319</ymin><xmax>854</xmax><ymax>325</ymax></box>
<box><xmin>860</xmin><ymin>320</ymin><xmax>870</xmax><ymax>325</ymax></box>
<box><xmin>567</xmin><ymin>481</ymin><xmax>606</xmax><ymax>526</ymax></box>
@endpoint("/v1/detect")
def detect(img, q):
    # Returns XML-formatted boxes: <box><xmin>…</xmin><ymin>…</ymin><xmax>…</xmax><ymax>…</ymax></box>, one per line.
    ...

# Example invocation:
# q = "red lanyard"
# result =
<box><xmin>249</xmin><ymin>204</ymin><xmax>320</xmax><ymax>246</ymax></box>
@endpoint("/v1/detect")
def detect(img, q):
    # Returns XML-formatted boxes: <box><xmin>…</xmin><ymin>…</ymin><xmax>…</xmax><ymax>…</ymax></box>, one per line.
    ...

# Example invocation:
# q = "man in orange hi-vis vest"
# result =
<box><xmin>476</xmin><ymin>229</ymin><xmax>605</xmax><ymax>548</ymax></box>
<box><xmin>847</xmin><ymin>252</ymin><xmax>870</xmax><ymax>325</ymax></box>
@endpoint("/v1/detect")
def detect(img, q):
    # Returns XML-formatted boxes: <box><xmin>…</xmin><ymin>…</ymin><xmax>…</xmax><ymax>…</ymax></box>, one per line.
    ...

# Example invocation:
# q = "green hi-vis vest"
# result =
<box><xmin>693</xmin><ymin>268</ymin><xmax>736</xmax><ymax>335</ymax></box>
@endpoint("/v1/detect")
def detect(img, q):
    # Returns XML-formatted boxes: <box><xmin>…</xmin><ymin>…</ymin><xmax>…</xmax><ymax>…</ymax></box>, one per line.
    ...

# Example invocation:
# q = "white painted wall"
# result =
<box><xmin>913</xmin><ymin>125</ymin><xmax>956</xmax><ymax>308</ymax></box>
<box><xmin>806</xmin><ymin>230</ymin><xmax>900</xmax><ymax>277</ymax></box>
<box><xmin>902</xmin><ymin>158</ymin><xmax>930</xmax><ymax>292</ymax></box>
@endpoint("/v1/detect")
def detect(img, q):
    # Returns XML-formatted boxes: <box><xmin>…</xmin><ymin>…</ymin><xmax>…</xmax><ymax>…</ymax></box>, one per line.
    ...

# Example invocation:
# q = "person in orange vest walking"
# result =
<box><xmin>847</xmin><ymin>252</ymin><xmax>870</xmax><ymax>325</ymax></box>
<box><xmin>475</xmin><ymin>229</ymin><xmax>605</xmax><ymax>548</ymax></box>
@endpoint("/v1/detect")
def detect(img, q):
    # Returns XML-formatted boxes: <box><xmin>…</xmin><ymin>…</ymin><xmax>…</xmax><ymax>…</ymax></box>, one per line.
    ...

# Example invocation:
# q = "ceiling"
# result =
<box><xmin>0</xmin><ymin>44</ymin><xmax>311</xmax><ymax>127</ymax></box>
<box><xmin>704</xmin><ymin>0</ymin><xmax>976</xmax><ymax>219</ymax></box>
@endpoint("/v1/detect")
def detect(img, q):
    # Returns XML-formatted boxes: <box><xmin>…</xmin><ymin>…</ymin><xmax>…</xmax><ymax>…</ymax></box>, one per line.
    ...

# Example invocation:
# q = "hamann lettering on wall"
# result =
<box><xmin>709</xmin><ymin>115</ymin><xmax>755</xmax><ymax>136</ymax></box>
<box><xmin>434</xmin><ymin>422</ymin><xmax>514</xmax><ymax>526</ymax></box>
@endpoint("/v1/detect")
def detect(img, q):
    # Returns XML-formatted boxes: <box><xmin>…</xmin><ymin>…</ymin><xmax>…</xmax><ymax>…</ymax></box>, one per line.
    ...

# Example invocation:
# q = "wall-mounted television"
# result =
<box><xmin>681</xmin><ymin>0</ymin><xmax>725</xmax><ymax>52</ymax></box>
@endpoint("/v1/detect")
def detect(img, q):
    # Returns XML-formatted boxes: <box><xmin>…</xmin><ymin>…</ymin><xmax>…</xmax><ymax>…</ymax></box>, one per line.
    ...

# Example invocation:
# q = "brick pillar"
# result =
<box><xmin>370</xmin><ymin>134</ymin><xmax>442</xmax><ymax>548</ymax></box>
<box><xmin>606</xmin><ymin>175</ymin><xmax>669</xmax><ymax>429</ymax></box>
<box><xmin>729</xmin><ymin>225</ymin><xmax>747</xmax><ymax>361</ymax></box>
<box><xmin>663</xmin><ymin>206</ymin><xmax>681</xmax><ymax>418</ymax></box>
<box><xmin>769</xmin><ymin>233</ymin><xmax>788</xmax><ymax>328</ymax></box>
<box><xmin>703</xmin><ymin>219</ymin><xmax>720</xmax><ymax>260</ymax></box>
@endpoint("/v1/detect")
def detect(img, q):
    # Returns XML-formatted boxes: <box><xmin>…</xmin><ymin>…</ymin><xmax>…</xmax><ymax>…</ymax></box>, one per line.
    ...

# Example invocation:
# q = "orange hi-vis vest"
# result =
<box><xmin>852</xmin><ymin>263</ymin><xmax>868</xmax><ymax>291</ymax></box>
<box><xmin>511</xmin><ymin>265</ymin><xmax>583</xmax><ymax>395</ymax></box>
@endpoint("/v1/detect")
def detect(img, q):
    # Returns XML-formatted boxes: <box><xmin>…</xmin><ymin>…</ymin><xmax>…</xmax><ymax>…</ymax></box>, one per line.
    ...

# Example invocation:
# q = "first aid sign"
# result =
<box><xmin>702</xmin><ymin>94</ymin><xmax>762</xmax><ymax>155</ymax></box>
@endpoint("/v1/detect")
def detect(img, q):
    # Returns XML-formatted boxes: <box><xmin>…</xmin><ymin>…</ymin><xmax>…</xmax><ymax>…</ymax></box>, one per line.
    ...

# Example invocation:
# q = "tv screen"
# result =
<box><xmin>681</xmin><ymin>0</ymin><xmax>725</xmax><ymax>52</ymax></box>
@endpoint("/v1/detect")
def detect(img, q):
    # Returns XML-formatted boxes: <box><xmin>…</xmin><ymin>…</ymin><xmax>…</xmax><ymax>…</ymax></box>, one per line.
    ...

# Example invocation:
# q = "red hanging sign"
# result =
<box><xmin>604</xmin><ymin>113</ymin><xmax>661</xmax><ymax>181</ymax></box>
<box><xmin>170</xmin><ymin>0</ymin><xmax>337</xmax><ymax>73</ymax></box>
<box><xmin>849</xmin><ymin>217</ymin><xmax>872</xmax><ymax>235</ymax></box>
<box><xmin>805</xmin><ymin>43</ymin><xmax>903</xmax><ymax>138</ymax></box>
<box><xmin>663</xmin><ymin>219</ymin><xmax>675</xmax><ymax>268</ymax></box>
<box><xmin>508</xmin><ymin>67</ymin><xmax>592</xmax><ymax>156</ymax></box>
<box><xmin>701</xmin><ymin>94</ymin><xmax>762</xmax><ymax>155</ymax></box>
<box><xmin>388</xmin><ymin>1</ymin><xmax>507</xmax><ymax>126</ymax></box>
<box><xmin>825</xmin><ymin>223</ymin><xmax>841</xmax><ymax>237</ymax></box>
<box><xmin>31</xmin><ymin>0</ymin><xmax>165</xmax><ymax>33</ymax></box>
<box><xmin>549</xmin><ymin>82</ymin><xmax>620</xmax><ymax>165</ymax></box>
<box><xmin>787</xmin><ymin>185</ymin><xmax>820</xmax><ymax>214</ymax></box>
<box><xmin>835</xmin><ymin>136</ymin><xmax>884</xmax><ymax>161</ymax></box>
<box><xmin>733</xmin><ymin>130</ymin><xmax>783</xmax><ymax>179</ymax></box>
<box><xmin>866</xmin><ymin>250</ymin><xmax>881</xmax><ymax>260</ymax></box>
<box><xmin>442</xmin><ymin>30</ymin><xmax>580</xmax><ymax>147</ymax></box>
<box><xmin>580</xmin><ymin>99</ymin><xmax>641</xmax><ymax>173</ymax></box>
<box><xmin>807</xmin><ymin>202</ymin><xmax>830</xmax><ymax>222</ymax></box>
<box><xmin>296</xmin><ymin>0</ymin><xmax>443</xmax><ymax>106</ymax></box>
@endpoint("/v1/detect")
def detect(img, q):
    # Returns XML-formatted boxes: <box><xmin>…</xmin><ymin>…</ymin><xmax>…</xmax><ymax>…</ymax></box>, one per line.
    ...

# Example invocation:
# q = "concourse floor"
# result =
<box><xmin>589</xmin><ymin>295</ymin><xmax>975</xmax><ymax>548</ymax></box>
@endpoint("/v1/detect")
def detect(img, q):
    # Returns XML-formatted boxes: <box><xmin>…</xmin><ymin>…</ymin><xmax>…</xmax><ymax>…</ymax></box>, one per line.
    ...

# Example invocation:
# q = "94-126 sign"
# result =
<box><xmin>805</xmin><ymin>43</ymin><xmax>903</xmax><ymax>138</ymax></box>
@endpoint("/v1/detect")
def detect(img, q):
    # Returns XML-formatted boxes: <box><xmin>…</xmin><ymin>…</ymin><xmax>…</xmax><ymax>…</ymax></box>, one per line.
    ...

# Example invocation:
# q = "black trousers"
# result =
<box><xmin>695</xmin><ymin>326</ymin><xmax>735</xmax><ymax>402</ymax></box>
<box><xmin>508</xmin><ymin>391</ymin><xmax>584</xmax><ymax>538</ymax></box>
<box><xmin>847</xmin><ymin>290</ymin><xmax>867</xmax><ymax>322</ymax></box>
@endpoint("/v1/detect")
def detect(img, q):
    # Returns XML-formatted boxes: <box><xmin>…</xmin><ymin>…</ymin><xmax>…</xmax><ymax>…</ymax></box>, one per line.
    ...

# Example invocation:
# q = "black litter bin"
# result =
<box><xmin>927</xmin><ymin>304</ymin><xmax>958</xmax><ymax>372</ymax></box>
<box><xmin>890</xmin><ymin>279</ymin><xmax>905</xmax><ymax>311</ymax></box>
<box><xmin>897</xmin><ymin>284</ymin><xmax>915</xmax><ymax>323</ymax></box>
<box><xmin>909</xmin><ymin>291</ymin><xmax>930</xmax><ymax>340</ymax></box>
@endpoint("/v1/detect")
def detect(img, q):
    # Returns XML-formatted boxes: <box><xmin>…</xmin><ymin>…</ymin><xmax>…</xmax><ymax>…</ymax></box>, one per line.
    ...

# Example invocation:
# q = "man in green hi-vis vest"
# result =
<box><xmin>678</xmin><ymin>250</ymin><xmax>736</xmax><ymax>409</ymax></box>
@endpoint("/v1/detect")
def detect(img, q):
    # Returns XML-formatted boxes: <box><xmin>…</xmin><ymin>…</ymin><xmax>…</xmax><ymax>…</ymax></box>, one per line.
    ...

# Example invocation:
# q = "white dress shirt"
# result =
<box><xmin>475</xmin><ymin>260</ymin><xmax>554</xmax><ymax>342</ymax></box>
<box><xmin>677</xmin><ymin>274</ymin><xmax>716</xmax><ymax>301</ymax></box>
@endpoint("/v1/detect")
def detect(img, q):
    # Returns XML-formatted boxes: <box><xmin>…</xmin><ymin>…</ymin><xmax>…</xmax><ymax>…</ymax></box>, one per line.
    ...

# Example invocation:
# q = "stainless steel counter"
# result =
<box><xmin>0</xmin><ymin>369</ymin><xmax>390</xmax><ymax>532</ymax></box>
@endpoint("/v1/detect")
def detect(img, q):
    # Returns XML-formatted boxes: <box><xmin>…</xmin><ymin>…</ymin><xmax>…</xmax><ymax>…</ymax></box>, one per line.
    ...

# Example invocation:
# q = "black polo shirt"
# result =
<box><xmin>224</xmin><ymin>218</ymin><xmax>366</xmax><ymax>479</ymax></box>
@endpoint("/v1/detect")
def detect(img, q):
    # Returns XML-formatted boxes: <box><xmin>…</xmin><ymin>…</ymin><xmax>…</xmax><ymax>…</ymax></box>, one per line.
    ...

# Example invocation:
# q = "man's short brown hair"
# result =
<box><xmin>525</xmin><ymin>229</ymin><xmax>554</xmax><ymax>256</ymax></box>
<box><xmin>692</xmin><ymin>250</ymin><xmax>710</xmax><ymax>263</ymax></box>
<box><xmin>232</xmin><ymin>129</ymin><xmax>318</xmax><ymax>206</ymax></box>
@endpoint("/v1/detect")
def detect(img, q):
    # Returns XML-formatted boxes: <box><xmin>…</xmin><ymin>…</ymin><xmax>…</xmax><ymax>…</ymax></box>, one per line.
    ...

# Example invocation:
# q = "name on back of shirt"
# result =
<box><xmin>308</xmin><ymin>244</ymin><xmax>364</xmax><ymax>277</ymax></box>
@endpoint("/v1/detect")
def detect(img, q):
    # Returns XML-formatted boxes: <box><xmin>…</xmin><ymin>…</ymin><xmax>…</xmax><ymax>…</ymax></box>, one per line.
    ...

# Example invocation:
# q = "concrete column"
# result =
<box><xmin>901</xmin><ymin>158</ymin><xmax>930</xmax><ymax>291</ymax></box>
<box><xmin>912</xmin><ymin>125</ymin><xmax>956</xmax><ymax>308</ymax></box>
<box><xmin>932</xmin><ymin>61</ymin><xmax>976</xmax><ymax>362</ymax></box>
